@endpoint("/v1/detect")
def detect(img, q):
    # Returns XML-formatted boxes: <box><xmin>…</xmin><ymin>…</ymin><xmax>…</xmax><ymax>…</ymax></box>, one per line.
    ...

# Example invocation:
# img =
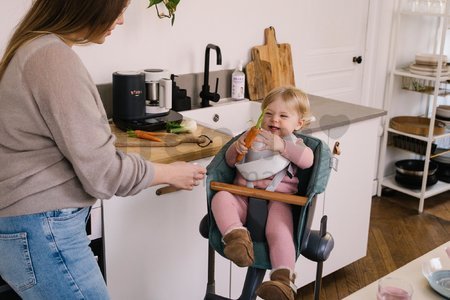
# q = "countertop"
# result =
<box><xmin>303</xmin><ymin>94</ymin><xmax>386</xmax><ymax>134</ymax></box>
<box><xmin>112</xmin><ymin>95</ymin><xmax>386</xmax><ymax>163</ymax></box>
<box><xmin>343</xmin><ymin>241</ymin><xmax>450</xmax><ymax>300</ymax></box>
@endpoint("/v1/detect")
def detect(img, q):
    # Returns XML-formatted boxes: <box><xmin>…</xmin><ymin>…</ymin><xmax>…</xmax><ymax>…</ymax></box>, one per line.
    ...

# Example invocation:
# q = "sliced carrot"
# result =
<box><xmin>236</xmin><ymin>108</ymin><xmax>266</xmax><ymax>162</ymax></box>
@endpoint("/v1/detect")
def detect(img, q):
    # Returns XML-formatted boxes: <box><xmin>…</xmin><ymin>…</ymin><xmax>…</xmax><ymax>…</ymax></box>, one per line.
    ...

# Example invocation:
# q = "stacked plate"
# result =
<box><xmin>409</xmin><ymin>53</ymin><xmax>448</xmax><ymax>76</ymax></box>
<box><xmin>432</xmin><ymin>148</ymin><xmax>450</xmax><ymax>183</ymax></box>
<box><xmin>422</xmin><ymin>256</ymin><xmax>450</xmax><ymax>299</ymax></box>
<box><xmin>436</xmin><ymin>105</ymin><xmax>450</xmax><ymax>126</ymax></box>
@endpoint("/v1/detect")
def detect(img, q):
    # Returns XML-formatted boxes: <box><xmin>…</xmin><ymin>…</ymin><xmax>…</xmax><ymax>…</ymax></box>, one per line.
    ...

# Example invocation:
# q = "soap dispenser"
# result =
<box><xmin>231</xmin><ymin>60</ymin><xmax>245</xmax><ymax>100</ymax></box>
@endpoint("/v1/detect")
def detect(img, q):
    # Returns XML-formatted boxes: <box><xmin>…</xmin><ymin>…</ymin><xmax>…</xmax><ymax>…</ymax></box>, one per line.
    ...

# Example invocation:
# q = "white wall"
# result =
<box><xmin>1</xmin><ymin>1</ymin><xmax>308</xmax><ymax>83</ymax></box>
<box><xmin>1</xmin><ymin>0</ymin><xmax>393</xmax><ymax>111</ymax></box>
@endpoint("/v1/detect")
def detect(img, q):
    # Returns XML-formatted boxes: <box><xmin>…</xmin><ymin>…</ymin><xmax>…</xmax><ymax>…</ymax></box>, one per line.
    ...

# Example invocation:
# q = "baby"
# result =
<box><xmin>211</xmin><ymin>86</ymin><xmax>314</xmax><ymax>300</ymax></box>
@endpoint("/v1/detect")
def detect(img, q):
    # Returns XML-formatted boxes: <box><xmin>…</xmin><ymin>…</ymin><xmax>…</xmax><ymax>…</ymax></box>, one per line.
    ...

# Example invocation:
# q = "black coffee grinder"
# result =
<box><xmin>112</xmin><ymin>71</ymin><xmax>183</xmax><ymax>132</ymax></box>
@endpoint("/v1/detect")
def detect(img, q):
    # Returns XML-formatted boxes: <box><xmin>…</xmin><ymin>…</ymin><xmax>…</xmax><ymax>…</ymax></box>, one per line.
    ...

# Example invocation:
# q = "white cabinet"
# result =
<box><xmin>103</xmin><ymin>157</ymin><xmax>231</xmax><ymax>300</ymax></box>
<box><xmin>377</xmin><ymin>0</ymin><xmax>450</xmax><ymax>213</ymax></box>
<box><xmin>322</xmin><ymin>119</ymin><xmax>379</xmax><ymax>277</ymax></box>
<box><xmin>229</xmin><ymin>118</ymin><xmax>381</xmax><ymax>296</ymax></box>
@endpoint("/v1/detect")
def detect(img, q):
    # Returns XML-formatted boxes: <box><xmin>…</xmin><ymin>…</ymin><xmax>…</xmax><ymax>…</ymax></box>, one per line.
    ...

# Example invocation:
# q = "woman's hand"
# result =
<box><xmin>256</xmin><ymin>129</ymin><xmax>286</xmax><ymax>153</ymax></box>
<box><xmin>150</xmin><ymin>161</ymin><xmax>207</xmax><ymax>190</ymax></box>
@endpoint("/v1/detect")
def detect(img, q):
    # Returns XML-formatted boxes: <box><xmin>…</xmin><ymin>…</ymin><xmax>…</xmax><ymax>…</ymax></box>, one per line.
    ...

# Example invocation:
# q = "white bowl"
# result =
<box><xmin>415</xmin><ymin>53</ymin><xmax>448</xmax><ymax>65</ymax></box>
<box><xmin>422</xmin><ymin>256</ymin><xmax>450</xmax><ymax>298</ymax></box>
<box><xmin>437</xmin><ymin>105</ymin><xmax>450</xmax><ymax>119</ymax></box>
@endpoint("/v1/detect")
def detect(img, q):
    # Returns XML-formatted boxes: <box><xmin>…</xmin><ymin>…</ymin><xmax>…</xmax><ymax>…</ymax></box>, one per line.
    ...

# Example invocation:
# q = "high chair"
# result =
<box><xmin>199</xmin><ymin>133</ymin><xmax>334</xmax><ymax>300</ymax></box>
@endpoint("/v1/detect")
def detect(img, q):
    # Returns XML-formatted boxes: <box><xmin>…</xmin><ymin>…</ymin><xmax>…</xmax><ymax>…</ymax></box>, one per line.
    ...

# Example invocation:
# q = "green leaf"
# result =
<box><xmin>148</xmin><ymin>0</ymin><xmax>179</xmax><ymax>24</ymax></box>
<box><xmin>148</xmin><ymin>0</ymin><xmax>163</xmax><ymax>8</ymax></box>
<box><xmin>255</xmin><ymin>108</ymin><xmax>267</xmax><ymax>129</ymax></box>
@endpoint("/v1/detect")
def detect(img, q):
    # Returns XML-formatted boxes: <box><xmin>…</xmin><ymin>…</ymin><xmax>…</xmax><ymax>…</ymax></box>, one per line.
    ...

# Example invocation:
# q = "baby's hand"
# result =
<box><xmin>257</xmin><ymin>129</ymin><xmax>285</xmax><ymax>153</ymax></box>
<box><xmin>235</xmin><ymin>131</ymin><xmax>249</xmax><ymax>155</ymax></box>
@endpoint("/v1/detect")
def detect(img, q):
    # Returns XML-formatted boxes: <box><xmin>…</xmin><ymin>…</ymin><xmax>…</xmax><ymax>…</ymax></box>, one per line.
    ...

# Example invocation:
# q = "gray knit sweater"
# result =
<box><xmin>0</xmin><ymin>34</ymin><xmax>155</xmax><ymax>217</ymax></box>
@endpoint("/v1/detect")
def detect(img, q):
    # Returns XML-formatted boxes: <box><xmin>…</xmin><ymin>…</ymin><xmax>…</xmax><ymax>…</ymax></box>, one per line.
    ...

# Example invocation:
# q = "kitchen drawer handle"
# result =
<box><xmin>156</xmin><ymin>185</ymin><xmax>180</xmax><ymax>195</ymax></box>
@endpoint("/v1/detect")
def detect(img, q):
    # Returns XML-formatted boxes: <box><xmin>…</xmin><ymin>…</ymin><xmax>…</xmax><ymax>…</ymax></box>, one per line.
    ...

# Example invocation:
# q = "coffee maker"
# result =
<box><xmin>112</xmin><ymin>70</ymin><xmax>183</xmax><ymax>132</ymax></box>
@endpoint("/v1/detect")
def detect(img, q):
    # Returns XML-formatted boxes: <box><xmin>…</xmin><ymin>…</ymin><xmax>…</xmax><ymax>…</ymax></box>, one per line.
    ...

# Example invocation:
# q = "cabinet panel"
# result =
<box><xmin>103</xmin><ymin>157</ymin><xmax>230</xmax><ymax>300</ymax></box>
<box><xmin>323</xmin><ymin>118</ymin><xmax>379</xmax><ymax>275</ymax></box>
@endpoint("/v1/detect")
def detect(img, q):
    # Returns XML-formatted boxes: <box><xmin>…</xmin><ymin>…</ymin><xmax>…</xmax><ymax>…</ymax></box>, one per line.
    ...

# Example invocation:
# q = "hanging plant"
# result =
<box><xmin>147</xmin><ymin>0</ymin><xmax>180</xmax><ymax>25</ymax></box>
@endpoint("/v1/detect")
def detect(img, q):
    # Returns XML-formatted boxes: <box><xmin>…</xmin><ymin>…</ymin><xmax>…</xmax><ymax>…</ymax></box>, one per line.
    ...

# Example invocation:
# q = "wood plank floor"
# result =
<box><xmin>296</xmin><ymin>190</ymin><xmax>450</xmax><ymax>300</ymax></box>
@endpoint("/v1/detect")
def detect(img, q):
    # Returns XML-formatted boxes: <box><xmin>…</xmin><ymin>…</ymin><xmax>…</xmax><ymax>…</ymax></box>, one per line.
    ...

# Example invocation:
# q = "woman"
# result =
<box><xmin>0</xmin><ymin>1</ymin><xmax>206</xmax><ymax>299</ymax></box>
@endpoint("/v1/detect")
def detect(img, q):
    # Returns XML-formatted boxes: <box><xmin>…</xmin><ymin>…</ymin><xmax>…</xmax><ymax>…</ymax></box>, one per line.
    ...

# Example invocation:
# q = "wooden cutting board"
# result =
<box><xmin>251</xmin><ymin>26</ymin><xmax>295</xmax><ymax>90</ymax></box>
<box><xmin>245</xmin><ymin>50</ymin><xmax>273</xmax><ymax>101</ymax></box>
<box><xmin>113</xmin><ymin>130</ymin><xmax>211</xmax><ymax>147</ymax></box>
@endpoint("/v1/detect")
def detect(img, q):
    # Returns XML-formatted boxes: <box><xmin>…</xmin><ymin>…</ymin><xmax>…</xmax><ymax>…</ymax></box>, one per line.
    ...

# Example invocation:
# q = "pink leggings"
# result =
<box><xmin>211</xmin><ymin>191</ymin><xmax>295</xmax><ymax>270</ymax></box>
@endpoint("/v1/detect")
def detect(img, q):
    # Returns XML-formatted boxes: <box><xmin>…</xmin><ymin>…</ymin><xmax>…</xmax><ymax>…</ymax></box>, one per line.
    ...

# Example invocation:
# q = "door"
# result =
<box><xmin>298</xmin><ymin>0</ymin><xmax>371</xmax><ymax>105</ymax></box>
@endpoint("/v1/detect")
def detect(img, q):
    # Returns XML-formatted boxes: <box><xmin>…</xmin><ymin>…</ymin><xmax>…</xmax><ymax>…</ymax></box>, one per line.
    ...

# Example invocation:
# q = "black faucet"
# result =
<box><xmin>199</xmin><ymin>44</ymin><xmax>222</xmax><ymax>107</ymax></box>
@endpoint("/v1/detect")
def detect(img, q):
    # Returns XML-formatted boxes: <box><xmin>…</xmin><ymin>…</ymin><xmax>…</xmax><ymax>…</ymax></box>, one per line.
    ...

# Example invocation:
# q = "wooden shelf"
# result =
<box><xmin>387</xmin><ymin>127</ymin><xmax>450</xmax><ymax>141</ymax></box>
<box><xmin>430</xmin><ymin>148</ymin><xmax>450</xmax><ymax>159</ymax></box>
<box><xmin>394</xmin><ymin>68</ymin><xmax>450</xmax><ymax>81</ymax></box>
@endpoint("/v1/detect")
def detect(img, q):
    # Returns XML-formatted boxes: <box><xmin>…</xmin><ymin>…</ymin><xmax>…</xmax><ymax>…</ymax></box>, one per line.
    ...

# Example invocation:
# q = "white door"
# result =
<box><xmin>298</xmin><ymin>0</ymin><xmax>371</xmax><ymax>105</ymax></box>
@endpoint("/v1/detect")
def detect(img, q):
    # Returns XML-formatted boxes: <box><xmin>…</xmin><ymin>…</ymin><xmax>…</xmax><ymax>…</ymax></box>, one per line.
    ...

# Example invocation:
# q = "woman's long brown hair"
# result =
<box><xmin>0</xmin><ymin>0</ymin><xmax>128</xmax><ymax>79</ymax></box>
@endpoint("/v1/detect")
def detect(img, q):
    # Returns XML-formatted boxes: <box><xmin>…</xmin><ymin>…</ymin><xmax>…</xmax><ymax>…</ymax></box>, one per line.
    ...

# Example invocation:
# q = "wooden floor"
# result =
<box><xmin>296</xmin><ymin>190</ymin><xmax>450</xmax><ymax>300</ymax></box>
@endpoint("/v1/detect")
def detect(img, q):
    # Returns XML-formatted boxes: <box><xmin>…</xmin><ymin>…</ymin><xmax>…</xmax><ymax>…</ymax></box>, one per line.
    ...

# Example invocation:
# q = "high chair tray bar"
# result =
<box><xmin>210</xmin><ymin>181</ymin><xmax>308</xmax><ymax>206</ymax></box>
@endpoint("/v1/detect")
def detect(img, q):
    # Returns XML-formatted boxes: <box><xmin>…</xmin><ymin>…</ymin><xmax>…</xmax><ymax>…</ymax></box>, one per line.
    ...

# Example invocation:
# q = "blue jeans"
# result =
<box><xmin>0</xmin><ymin>207</ymin><xmax>109</xmax><ymax>299</ymax></box>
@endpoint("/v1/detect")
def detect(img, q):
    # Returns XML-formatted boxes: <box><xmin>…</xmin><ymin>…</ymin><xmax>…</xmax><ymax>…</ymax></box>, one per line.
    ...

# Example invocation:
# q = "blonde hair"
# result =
<box><xmin>261</xmin><ymin>86</ymin><xmax>311</xmax><ymax>123</ymax></box>
<box><xmin>0</xmin><ymin>0</ymin><xmax>128</xmax><ymax>80</ymax></box>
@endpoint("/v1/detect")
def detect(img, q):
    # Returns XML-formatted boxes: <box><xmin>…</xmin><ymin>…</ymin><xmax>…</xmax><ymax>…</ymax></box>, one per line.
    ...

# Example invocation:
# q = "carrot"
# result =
<box><xmin>135</xmin><ymin>130</ymin><xmax>170</xmax><ymax>136</ymax></box>
<box><xmin>127</xmin><ymin>130</ymin><xmax>163</xmax><ymax>143</ymax></box>
<box><xmin>134</xmin><ymin>130</ymin><xmax>169</xmax><ymax>136</ymax></box>
<box><xmin>236</xmin><ymin>108</ymin><xmax>266</xmax><ymax>162</ymax></box>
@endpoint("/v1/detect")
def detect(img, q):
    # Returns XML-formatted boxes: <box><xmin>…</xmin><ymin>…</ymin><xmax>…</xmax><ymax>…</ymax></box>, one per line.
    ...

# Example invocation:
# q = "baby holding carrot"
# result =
<box><xmin>211</xmin><ymin>86</ymin><xmax>314</xmax><ymax>300</ymax></box>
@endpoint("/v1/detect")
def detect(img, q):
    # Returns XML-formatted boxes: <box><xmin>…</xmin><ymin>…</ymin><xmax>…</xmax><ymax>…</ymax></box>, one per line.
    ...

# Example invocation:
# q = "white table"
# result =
<box><xmin>343</xmin><ymin>241</ymin><xmax>450</xmax><ymax>299</ymax></box>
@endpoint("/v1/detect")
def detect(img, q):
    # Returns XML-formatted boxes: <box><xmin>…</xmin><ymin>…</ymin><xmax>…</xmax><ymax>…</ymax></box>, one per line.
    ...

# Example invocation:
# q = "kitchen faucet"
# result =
<box><xmin>200</xmin><ymin>44</ymin><xmax>222</xmax><ymax>107</ymax></box>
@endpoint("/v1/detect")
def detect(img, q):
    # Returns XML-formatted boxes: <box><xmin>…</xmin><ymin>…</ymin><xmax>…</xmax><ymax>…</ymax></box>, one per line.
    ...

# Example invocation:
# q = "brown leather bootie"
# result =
<box><xmin>256</xmin><ymin>268</ymin><xmax>297</xmax><ymax>300</ymax></box>
<box><xmin>222</xmin><ymin>228</ymin><xmax>254</xmax><ymax>267</ymax></box>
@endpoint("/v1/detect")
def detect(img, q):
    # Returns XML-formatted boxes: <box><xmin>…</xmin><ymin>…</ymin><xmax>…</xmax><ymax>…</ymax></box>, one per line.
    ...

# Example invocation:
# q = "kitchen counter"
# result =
<box><xmin>111</xmin><ymin>95</ymin><xmax>385</xmax><ymax>164</ymax></box>
<box><xmin>304</xmin><ymin>94</ymin><xmax>386</xmax><ymax>134</ymax></box>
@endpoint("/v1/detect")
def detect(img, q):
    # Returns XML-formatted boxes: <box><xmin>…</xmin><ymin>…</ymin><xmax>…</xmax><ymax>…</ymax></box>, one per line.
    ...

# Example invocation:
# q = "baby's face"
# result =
<box><xmin>262</xmin><ymin>98</ymin><xmax>303</xmax><ymax>137</ymax></box>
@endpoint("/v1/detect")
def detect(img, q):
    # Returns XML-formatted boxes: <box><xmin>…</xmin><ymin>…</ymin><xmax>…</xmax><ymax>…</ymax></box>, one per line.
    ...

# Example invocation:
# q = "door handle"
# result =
<box><xmin>352</xmin><ymin>56</ymin><xmax>363</xmax><ymax>64</ymax></box>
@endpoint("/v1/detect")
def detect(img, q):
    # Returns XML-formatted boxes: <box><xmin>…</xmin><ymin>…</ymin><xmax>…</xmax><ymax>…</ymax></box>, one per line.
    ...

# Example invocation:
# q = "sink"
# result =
<box><xmin>181</xmin><ymin>99</ymin><xmax>262</xmax><ymax>136</ymax></box>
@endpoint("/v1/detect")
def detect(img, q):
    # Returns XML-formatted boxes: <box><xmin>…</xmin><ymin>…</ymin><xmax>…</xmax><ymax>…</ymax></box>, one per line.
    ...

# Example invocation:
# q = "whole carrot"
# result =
<box><xmin>134</xmin><ymin>130</ymin><xmax>169</xmax><ymax>136</ymax></box>
<box><xmin>236</xmin><ymin>108</ymin><xmax>266</xmax><ymax>162</ymax></box>
<box><xmin>127</xmin><ymin>130</ymin><xmax>163</xmax><ymax>143</ymax></box>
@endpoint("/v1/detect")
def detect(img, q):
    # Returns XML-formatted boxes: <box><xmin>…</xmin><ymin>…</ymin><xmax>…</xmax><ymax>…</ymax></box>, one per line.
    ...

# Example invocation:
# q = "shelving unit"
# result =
<box><xmin>377</xmin><ymin>0</ymin><xmax>450</xmax><ymax>213</ymax></box>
